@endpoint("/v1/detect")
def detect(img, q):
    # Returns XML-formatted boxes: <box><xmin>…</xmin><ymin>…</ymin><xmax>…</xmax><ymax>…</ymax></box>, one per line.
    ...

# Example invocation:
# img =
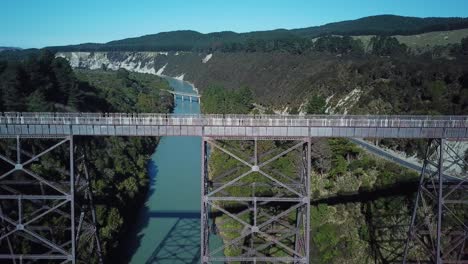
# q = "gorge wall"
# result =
<box><xmin>57</xmin><ymin>50</ymin><xmax>468</xmax><ymax>117</ymax></box>
<box><xmin>56</xmin><ymin>51</ymin><xmax>368</xmax><ymax>112</ymax></box>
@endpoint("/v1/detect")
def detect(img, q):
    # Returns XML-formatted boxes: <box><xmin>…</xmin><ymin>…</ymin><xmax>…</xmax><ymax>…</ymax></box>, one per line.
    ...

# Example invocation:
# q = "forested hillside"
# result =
<box><xmin>47</xmin><ymin>15</ymin><xmax>468</xmax><ymax>52</ymax></box>
<box><xmin>292</xmin><ymin>15</ymin><xmax>468</xmax><ymax>37</ymax></box>
<box><xmin>0</xmin><ymin>51</ymin><xmax>110</xmax><ymax>112</ymax></box>
<box><xmin>0</xmin><ymin>52</ymin><xmax>173</xmax><ymax>262</ymax></box>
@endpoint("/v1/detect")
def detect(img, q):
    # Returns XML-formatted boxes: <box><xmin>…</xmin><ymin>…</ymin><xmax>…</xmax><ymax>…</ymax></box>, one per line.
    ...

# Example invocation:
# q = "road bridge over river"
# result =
<box><xmin>165</xmin><ymin>90</ymin><xmax>201</xmax><ymax>103</ymax></box>
<box><xmin>0</xmin><ymin>112</ymin><xmax>467</xmax><ymax>263</ymax></box>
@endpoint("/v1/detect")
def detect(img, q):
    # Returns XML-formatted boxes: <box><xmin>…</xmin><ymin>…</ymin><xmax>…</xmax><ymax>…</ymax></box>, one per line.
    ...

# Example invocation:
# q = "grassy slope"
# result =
<box><xmin>353</xmin><ymin>28</ymin><xmax>468</xmax><ymax>52</ymax></box>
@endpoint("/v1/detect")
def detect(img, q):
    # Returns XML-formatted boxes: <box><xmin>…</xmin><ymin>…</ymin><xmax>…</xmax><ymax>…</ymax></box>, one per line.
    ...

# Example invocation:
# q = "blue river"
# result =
<box><xmin>128</xmin><ymin>77</ymin><xmax>222</xmax><ymax>264</ymax></box>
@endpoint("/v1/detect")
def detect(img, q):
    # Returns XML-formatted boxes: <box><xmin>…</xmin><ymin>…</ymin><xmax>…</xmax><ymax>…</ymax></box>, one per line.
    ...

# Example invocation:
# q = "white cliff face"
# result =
<box><xmin>56</xmin><ymin>51</ymin><xmax>167</xmax><ymax>76</ymax></box>
<box><xmin>156</xmin><ymin>63</ymin><xmax>168</xmax><ymax>76</ymax></box>
<box><xmin>202</xmin><ymin>53</ymin><xmax>213</xmax><ymax>63</ymax></box>
<box><xmin>56</xmin><ymin>51</ymin><xmax>202</xmax><ymax>95</ymax></box>
<box><xmin>174</xmin><ymin>73</ymin><xmax>185</xmax><ymax>80</ymax></box>
<box><xmin>328</xmin><ymin>88</ymin><xmax>362</xmax><ymax>114</ymax></box>
<box><xmin>56</xmin><ymin>51</ymin><xmax>205</xmax><ymax>81</ymax></box>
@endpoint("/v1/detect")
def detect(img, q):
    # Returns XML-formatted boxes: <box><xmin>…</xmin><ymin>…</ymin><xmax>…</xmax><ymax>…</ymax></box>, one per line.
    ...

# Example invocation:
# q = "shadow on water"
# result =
<box><xmin>120</xmin><ymin>78</ymin><xmax>205</xmax><ymax>263</ymax></box>
<box><xmin>118</xmin><ymin>158</ymin><xmax>161</xmax><ymax>263</ymax></box>
<box><xmin>145</xmin><ymin>212</ymin><xmax>201</xmax><ymax>264</ymax></box>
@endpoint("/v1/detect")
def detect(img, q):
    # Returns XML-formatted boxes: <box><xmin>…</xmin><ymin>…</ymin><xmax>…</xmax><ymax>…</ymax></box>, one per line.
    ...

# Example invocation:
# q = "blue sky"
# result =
<box><xmin>1</xmin><ymin>0</ymin><xmax>467</xmax><ymax>48</ymax></box>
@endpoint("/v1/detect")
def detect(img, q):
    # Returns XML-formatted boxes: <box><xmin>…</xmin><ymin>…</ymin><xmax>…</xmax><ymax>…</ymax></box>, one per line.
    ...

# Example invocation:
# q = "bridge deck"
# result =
<box><xmin>1</xmin><ymin>113</ymin><xmax>468</xmax><ymax>138</ymax></box>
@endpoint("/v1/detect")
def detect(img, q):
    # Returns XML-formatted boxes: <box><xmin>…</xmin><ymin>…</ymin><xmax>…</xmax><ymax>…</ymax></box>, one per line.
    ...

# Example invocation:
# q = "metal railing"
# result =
<box><xmin>1</xmin><ymin>112</ymin><xmax>468</xmax><ymax>129</ymax></box>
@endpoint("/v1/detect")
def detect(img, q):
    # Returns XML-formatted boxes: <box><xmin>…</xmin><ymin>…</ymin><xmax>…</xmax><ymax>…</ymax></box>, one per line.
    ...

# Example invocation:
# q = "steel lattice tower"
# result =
<box><xmin>0</xmin><ymin>136</ymin><xmax>102</xmax><ymax>264</ymax></box>
<box><xmin>201</xmin><ymin>137</ymin><xmax>311</xmax><ymax>263</ymax></box>
<box><xmin>403</xmin><ymin>139</ymin><xmax>468</xmax><ymax>263</ymax></box>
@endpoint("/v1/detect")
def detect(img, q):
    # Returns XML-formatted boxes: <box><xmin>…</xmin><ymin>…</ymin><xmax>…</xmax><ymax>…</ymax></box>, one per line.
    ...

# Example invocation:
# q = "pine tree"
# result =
<box><xmin>1</xmin><ymin>66</ymin><xmax>26</xmax><ymax>111</ymax></box>
<box><xmin>306</xmin><ymin>95</ymin><xmax>326</xmax><ymax>114</ymax></box>
<box><xmin>27</xmin><ymin>90</ymin><xmax>52</xmax><ymax>111</ymax></box>
<box><xmin>67</xmin><ymin>83</ymin><xmax>84</xmax><ymax>110</ymax></box>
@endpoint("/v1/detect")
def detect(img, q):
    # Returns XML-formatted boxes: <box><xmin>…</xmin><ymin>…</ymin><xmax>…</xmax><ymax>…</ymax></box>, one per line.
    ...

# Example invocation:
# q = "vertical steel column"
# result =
<box><xmin>436</xmin><ymin>138</ymin><xmax>445</xmax><ymax>264</ymax></box>
<box><xmin>81</xmin><ymin>159</ymin><xmax>104</xmax><ymax>264</ymax></box>
<box><xmin>70</xmin><ymin>136</ymin><xmax>76</xmax><ymax>264</ymax></box>
<box><xmin>403</xmin><ymin>138</ymin><xmax>468</xmax><ymax>263</ymax></box>
<box><xmin>200</xmin><ymin>137</ymin><xmax>208</xmax><ymax>264</ymax></box>
<box><xmin>305</xmin><ymin>138</ymin><xmax>311</xmax><ymax>262</ymax></box>
<box><xmin>403</xmin><ymin>139</ymin><xmax>432</xmax><ymax>263</ymax></box>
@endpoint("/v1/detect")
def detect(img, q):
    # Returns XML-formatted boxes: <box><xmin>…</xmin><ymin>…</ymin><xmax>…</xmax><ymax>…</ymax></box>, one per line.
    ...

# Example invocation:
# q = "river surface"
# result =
<box><xmin>128</xmin><ymin>77</ymin><xmax>222</xmax><ymax>264</ymax></box>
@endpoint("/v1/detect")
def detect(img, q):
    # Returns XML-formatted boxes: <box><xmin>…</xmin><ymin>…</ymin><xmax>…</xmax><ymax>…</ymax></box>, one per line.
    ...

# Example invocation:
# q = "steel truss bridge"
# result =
<box><xmin>0</xmin><ymin>112</ymin><xmax>467</xmax><ymax>263</ymax></box>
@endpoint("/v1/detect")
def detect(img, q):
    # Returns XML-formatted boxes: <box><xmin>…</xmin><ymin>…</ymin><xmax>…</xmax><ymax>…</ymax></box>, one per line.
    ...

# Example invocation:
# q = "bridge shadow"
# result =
<box><xmin>119</xmin><ymin>158</ymin><xmax>208</xmax><ymax>263</ymax></box>
<box><xmin>362</xmin><ymin>195</ymin><xmax>413</xmax><ymax>264</ymax></box>
<box><xmin>311</xmin><ymin>185</ymin><xmax>416</xmax><ymax>263</ymax></box>
<box><xmin>145</xmin><ymin>212</ymin><xmax>201</xmax><ymax>264</ymax></box>
<box><xmin>116</xmin><ymin>158</ymin><xmax>161</xmax><ymax>263</ymax></box>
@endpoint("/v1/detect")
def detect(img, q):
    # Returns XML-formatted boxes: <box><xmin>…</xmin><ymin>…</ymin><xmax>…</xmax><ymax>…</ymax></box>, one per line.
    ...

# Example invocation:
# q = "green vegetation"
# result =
<box><xmin>311</xmin><ymin>203</ymin><xmax>369</xmax><ymax>263</ymax></box>
<box><xmin>369</xmin><ymin>36</ymin><xmax>408</xmax><ymax>56</ymax></box>
<box><xmin>46</xmin><ymin>15</ymin><xmax>468</xmax><ymax>53</ymax></box>
<box><xmin>305</xmin><ymin>95</ymin><xmax>327</xmax><ymax>114</ymax></box>
<box><xmin>201</xmin><ymin>85</ymin><xmax>254</xmax><ymax>114</ymax></box>
<box><xmin>308</xmin><ymin>138</ymin><xmax>417</xmax><ymax>264</ymax></box>
<box><xmin>311</xmin><ymin>195</ymin><xmax>413</xmax><ymax>264</ymax></box>
<box><xmin>313</xmin><ymin>35</ymin><xmax>364</xmax><ymax>54</ymax></box>
<box><xmin>0</xmin><ymin>52</ymin><xmax>173</xmax><ymax>262</ymax></box>
<box><xmin>312</xmin><ymin>138</ymin><xmax>418</xmax><ymax>198</ymax></box>
<box><xmin>0</xmin><ymin>50</ymin><xmax>109</xmax><ymax>112</ymax></box>
<box><xmin>354</xmin><ymin>28</ymin><xmax>468</xmax><ymax>53</ymax></box>
<box><xmin>74</xmin><ymin>68</ymin><xmax>173</xmax><ymax>113</ymax></box>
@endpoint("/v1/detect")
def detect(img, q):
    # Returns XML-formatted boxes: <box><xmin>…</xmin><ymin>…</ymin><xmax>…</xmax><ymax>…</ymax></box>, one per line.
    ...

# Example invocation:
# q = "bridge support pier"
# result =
<box><xmin>0</xmin><ymin>136</ymin><xmax>102</xmax><ymax>264</ymax></box>
<box><xmin>201</xmin><ymin>137</ymin><xmax>310</xmax><ymax>263</ymax></box>
<box><xmin>403</xmin><ymin>138</ymin><xmax>468</xmax><ymax>263</ymax></box>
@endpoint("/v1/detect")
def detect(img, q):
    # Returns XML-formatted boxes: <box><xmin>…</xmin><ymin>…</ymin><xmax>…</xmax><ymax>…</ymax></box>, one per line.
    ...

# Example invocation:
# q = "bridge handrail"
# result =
<box><xmin>2</xmin><ymin>112</ymin><xmax>468</xmax><ymax>128</ymax></box>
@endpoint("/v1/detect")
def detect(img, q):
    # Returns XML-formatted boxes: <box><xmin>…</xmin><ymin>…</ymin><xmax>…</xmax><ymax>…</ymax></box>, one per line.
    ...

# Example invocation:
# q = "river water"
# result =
<box><xmin>128</xmin><ymin>77</ymin><xmax>222</xmax><ymax>264</ymax></box>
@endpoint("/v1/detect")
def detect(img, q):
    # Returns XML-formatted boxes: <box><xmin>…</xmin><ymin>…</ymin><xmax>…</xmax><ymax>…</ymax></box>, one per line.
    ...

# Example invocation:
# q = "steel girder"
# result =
<box><xmin>403</xmin><ymin>139</ymin><xmax>468</xmax><ymax>263</ymax></box>
<box><xmin>0</xmin><ymin>136</ymin><xmax>102</xmax><ymax>264</ymax></box>
<box><xmin>201</xmin><ymin>137</ymin><xmax>311</xmax><ymax>263</ymax></box>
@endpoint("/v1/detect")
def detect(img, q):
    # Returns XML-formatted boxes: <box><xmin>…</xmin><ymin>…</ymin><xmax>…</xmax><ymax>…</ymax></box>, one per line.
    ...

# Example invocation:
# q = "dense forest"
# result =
<box><xmin>0</xmin><ymin>52</ymin><xmax>173</xmax><ymax>262</ymax></box>
<box><xmin>0</xmin><ymin>51</ymin><xmax>109</xmax><ymax>112</ymax></box>
<box><xmin>45</xmin><ymin>15</ymin><xmax>468</xmax><ymax>53</ymax></box>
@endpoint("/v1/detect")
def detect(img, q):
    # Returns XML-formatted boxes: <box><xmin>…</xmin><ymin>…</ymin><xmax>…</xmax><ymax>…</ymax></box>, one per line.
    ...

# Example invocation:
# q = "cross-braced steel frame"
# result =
<box><xmin>403</xmin><ymin>138</ymin><xmax>468</xmax><ymax>263</ymax></box>
<box><xmin>0</xmin><ymin>136</ymin><xmax>102</xmax><ymax>264</ymax></box>
<box><xmin>201</xmin><ymin>137</ymin><xmax>311</xmax><ymax>263</ymax></box>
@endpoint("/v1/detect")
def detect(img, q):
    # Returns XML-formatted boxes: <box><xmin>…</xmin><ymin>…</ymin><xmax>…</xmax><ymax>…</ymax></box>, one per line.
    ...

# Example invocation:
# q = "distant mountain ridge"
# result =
<box><xmin>48</xmin><ymin>15</ymin><xmax>468</xmax><ymax>52</ymax></box>
<box><xmin>0</xmin><ymin>47</ymin><xmax>22</xmax><ymax>52</ymax></box>
<box><xmin>291</xmin><ymin>15</ymin><xmax>468</xmax><ymax>37</ymax></box>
